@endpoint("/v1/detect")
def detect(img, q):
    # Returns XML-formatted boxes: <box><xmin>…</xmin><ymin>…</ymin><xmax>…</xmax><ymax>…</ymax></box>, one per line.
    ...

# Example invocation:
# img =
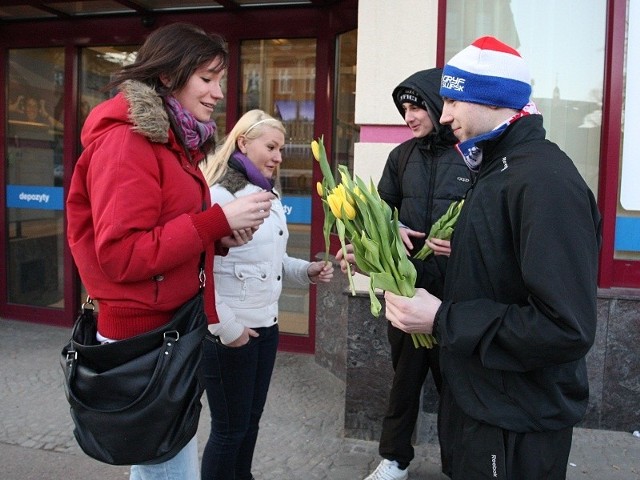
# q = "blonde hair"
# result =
<box><xmin>201</xmin><ymin>109</ymin><xmax>286</xmax><ymax>186</ymax></box>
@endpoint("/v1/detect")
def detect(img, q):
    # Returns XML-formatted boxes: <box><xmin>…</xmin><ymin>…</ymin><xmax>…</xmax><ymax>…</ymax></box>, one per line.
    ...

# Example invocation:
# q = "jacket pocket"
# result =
<box><xmin>217</xmin><ymin>262</ymin><xmax>271</xmax><ymax>307</ymax></box>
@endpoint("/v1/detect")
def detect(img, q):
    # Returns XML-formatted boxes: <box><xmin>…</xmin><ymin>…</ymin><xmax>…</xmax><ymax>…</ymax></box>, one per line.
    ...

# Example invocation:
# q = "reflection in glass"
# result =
<box><xmin>79</xmin><ymin>46</ymin><xmax>138</xmax><ymax>134</ymax></box>
<box><xmin>240</xmin><ymin>38</ymin><xmax>317</xmax><ymax>336</ymax></box>
<box><xmin>334</xmin><ymin>29</ymin><xmax>359</xmax><ymax>172</ymax></box>
<box><xmin>6</xmin><ymin>48</ymin><xmax>65</xmax><ymax>308</ymax></box>
<box><xmin>445</xmin><ymin>0</ymin><xmax>605</xmax><ymax>197</ymax></box>
<box><xmin>616</xmin><ymin>1</ymin><xmax>640</xmax><ymax>260</ymax></box>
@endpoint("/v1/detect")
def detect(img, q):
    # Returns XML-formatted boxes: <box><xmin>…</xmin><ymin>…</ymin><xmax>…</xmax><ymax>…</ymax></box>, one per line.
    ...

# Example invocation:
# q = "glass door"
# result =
<box><xmin>239</xmin><ymin>38</ymin><xmax>318</xmax><ymax>337</ymax></box>
<box><xmin>76</xmin><ymin>46</ymin><xmax>140</xmax><ymax>310</ymax></box>
<box><xmin>5</xmin><ymin>48</ymin><xmax>65</xmax><ymax>309</ymax></box>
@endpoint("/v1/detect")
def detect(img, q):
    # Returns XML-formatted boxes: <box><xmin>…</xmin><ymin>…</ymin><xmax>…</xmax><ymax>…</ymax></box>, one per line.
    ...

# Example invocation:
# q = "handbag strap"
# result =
<box><xmin>198</xmin><ymin>252</ymin><xmax>206</xmax><ymax>289</ymax></box>
<box><xmin>82</xmin><ymin>296</ymin><xmax>95</xmax><ymax>312</ymax></box>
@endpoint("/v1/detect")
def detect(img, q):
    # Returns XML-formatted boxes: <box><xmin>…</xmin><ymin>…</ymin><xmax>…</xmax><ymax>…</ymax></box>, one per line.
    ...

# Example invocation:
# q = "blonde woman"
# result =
<box><xmin>200</xmin><ymin>109</ymin><xmax>333</xmax><ymax>480</ymax></box>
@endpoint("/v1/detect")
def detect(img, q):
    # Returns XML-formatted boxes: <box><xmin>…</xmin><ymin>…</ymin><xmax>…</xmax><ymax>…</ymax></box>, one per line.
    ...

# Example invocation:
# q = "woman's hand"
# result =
<box><xmin>222</xmin><ymin>191</ymin><xmax>275</xmax><ymax>230</ymax></box>
<box><xmin>307</xmin><ymin>261</ymin><xmax>334</xmax><ymax>283</ymax></box>
<box><xmin>219</xmin><ymin>227</ymin><xmax>258</xmax><ymax>248</ymax></box>
<box><xmin>226</xmin><ymin>326</ymin><xmax>259</xmax><ymax>347</ymax></box>
<box><xmin>384</xmin><ymin>288</ymin><xmax>441</xmax><ymax>334</ymax></box>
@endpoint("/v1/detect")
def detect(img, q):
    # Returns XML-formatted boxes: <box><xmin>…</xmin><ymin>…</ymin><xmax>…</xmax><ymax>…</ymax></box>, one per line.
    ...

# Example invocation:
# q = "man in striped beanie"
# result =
<box><xmin>439</xmin><ymin>36</ymin><xmax>539</xmax><ymax>172</ymax></box>
<box><xmin>440</xmin><ymin>36</ymin><xmax>531</xmax><ymax>110</ymax></box>
<box><xmin>383</xmin><ymin>36</ymin><xmax>602</xmax><ymax>479</ymax></box>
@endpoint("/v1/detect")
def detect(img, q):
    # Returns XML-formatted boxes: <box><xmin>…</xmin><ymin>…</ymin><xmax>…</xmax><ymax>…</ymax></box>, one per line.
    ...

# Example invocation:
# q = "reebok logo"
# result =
<box><xmin>491</xmin><ymin>454</ymin><xmax>498</xmax><ymax>477</ymax></box>
<box><xmin>441</xmin><ymin>75</ymin><xmax>465</xmax><ymax>92</ymax></box>
<box><xmin>500</xmin><ymin>157</ymin><xmax>508</xmax><ymax>172</ymax></box>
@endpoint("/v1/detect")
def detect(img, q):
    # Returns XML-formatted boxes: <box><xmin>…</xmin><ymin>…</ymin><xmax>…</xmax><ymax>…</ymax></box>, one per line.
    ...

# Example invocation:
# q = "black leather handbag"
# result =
<box><xmin>60</xmin><ymin>292</ymin><xmax>207</xmax><ymax>465</ymax></box>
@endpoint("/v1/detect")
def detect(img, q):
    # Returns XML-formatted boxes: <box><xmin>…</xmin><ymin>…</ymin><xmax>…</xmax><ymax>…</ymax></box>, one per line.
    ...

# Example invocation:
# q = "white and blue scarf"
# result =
<box><xmin>457</xmin><ymin>102</ymin><xmax>541</xmax><ymax>172</ymax></box>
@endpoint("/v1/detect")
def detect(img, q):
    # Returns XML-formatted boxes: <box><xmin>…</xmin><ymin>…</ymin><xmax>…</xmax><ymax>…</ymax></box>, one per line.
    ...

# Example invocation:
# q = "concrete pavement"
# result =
<box><xmin>1</xmin><ymin>317</ymin><xmax>638</xmax><ymax>479</ymax></box>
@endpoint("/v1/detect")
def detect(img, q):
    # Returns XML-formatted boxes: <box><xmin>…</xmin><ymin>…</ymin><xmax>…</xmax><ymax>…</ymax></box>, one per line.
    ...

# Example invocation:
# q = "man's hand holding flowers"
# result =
<box><xmin>424</xmin><ymin>237</ymin><xmax>452</xmax><ymax>256</ymax></box>
<box><xmin>384</xmin><ymin>289</ymin><xmax>442</xmax><ymax>335</ymax></box>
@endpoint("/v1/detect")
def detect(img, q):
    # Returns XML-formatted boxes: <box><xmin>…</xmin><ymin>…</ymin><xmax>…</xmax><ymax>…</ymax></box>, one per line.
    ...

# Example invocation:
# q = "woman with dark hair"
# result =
<box><xmin>66</xmin><ymin>23</ymin><xmax>274</xmax><ymax>480</ymax></box>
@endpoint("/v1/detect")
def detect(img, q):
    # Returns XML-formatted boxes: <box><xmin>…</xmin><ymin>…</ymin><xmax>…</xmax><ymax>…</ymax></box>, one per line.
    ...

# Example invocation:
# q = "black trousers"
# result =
<box><xmin>438</xmin><ymin>381</ymin><xmax>573</xmax><ymax>480</ymax></box>
<box><xmin>378</xmin><ymin>322</ymin><xmax>442</xmax><ymax>468</ymax></box>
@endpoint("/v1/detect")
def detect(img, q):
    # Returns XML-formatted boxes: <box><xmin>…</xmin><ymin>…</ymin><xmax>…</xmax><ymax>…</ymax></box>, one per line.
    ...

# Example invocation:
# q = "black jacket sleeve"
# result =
<box><xmin>377</xmin><ymin>147</ymin><xmax>402</xmax><ymax>210</ymax></box>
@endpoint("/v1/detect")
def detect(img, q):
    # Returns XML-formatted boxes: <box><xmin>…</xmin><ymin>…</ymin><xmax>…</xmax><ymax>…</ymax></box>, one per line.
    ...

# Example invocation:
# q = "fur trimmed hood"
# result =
<box><xmin>81</xmin><ymin>80</ymin><xmax>171</xmax><ymax>148</ymax></box>
<box><xmin>216</xmin><ymin>163</ymin><xmax>282</xmax><ymax>195</ymax></box>
<box><xmin>121</xmin><ymin>80</ymin><xmax>170</xmax><ymax>143</ymax></box>
<box><xmin>217</xmin><ymin>167</ymin><xmax>250</xmax><ymax>195</ymax></box>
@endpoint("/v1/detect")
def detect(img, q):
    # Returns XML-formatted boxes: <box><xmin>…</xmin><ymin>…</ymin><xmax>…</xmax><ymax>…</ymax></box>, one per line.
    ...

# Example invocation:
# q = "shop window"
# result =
<box><xmin>445</xmin><ymin>0</ymin><xmax>606</xmax><ymax>198</ymax></box>
<box><xmin>239</xmin><ymin>38</ymin><xmax>317</xmax><ymax>336</ymax></box>
<box><xmin>617</xmin><ymin>0</ymin><xmax>640</xmax><ymax>262</ymax></box>
<box><xmin>6</xmin><ymin>48</ymin><xmax>65</xmax><ymax>308</ymax></box>
<box><xmin>240</xmin><ymin>38</ymin><xmax>316</xmax><ymax>199</ymax></box>
<box><xmin>333</xmin><ymin>29</ymin><xmax>359</xmax><ymax>172</ymax></box>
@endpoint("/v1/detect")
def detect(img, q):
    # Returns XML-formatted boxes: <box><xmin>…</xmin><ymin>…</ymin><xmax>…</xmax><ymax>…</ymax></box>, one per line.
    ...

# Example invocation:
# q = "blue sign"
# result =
<box><xmin>281</xmin><ymin>195</ymin><xmax>311</xmax><ymax>224</ymax></box>
<box><xmin>615</xmin><ymin>216</ymin><xmax>640</xmax><ymax>252</ymax></box>
<box><xmin>6</xmin><ymin>185</ymin><xmax>64</xmax><ymax>210</ymax></box>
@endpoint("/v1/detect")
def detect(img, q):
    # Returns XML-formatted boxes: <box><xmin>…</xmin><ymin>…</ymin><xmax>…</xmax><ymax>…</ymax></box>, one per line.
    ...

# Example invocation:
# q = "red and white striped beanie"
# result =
<box><xmin>440</xmin><ymin>36</ymin><xmax>531</xmax><ymax>110</ymax></box>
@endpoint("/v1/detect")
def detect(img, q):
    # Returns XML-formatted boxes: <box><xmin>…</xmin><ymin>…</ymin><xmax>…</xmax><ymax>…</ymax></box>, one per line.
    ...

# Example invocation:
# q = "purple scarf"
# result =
<box><xmin>164</xmin><ymin>95</ymin><xmax>216</xmax><ymax>150</ymax></box>
<box><xmin>230</xmin><ymin>150</ymin><xmax>274</xmax><ymax>191</ymax></box>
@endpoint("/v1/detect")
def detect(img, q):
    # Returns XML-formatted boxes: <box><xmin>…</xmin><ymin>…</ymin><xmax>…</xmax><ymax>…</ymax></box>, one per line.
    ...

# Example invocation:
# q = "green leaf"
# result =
<box><xmin>368</xmin><ymin>283</ymin><xmax>382</xmax><ymax>317</ymax></box>
<box><xmin>370</xmin><ymin>271</ymin><xmax>400</xmax><ymax>294</ymax></box>
<box><xmin>413</xmin><ymin>199</ymin><xmax>464</xmax><ymax>260</ymax></box>
<box><xmin>359</xmin><ymin>233</ymin><xmax>385</xmax><ymax>271</ymax></box>
<box><xmin>336</xmin><ymin>219</ymin><xmax>357</xmax><ymax>296</ymax></box>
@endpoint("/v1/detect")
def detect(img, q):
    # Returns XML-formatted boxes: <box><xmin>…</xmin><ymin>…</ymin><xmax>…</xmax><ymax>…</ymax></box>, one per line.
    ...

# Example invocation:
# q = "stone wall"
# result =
<box><xmin>585</xmin><ymin>291</ymin><xmax>640</xmax><ymax>430</ymax></box>
<box><xmin>314</xmin><ymin>257</ymin><xmax>349</xmax><ymax>382</ymax></box>
<box><xmin>315</xmin><ymin>283</ymin><xmax>640</xmax><ymax>441</ymax></box>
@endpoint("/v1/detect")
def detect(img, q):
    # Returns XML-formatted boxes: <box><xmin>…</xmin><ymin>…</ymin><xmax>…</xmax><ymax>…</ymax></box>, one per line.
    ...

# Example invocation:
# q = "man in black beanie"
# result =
<box><xmin>362</xmin><ymin>68</ymin><xmax>471</xmax><ymax>480</ymax></box>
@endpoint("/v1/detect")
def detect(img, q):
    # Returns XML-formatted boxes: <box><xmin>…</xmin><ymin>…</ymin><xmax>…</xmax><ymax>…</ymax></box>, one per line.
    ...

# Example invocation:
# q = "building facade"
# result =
<box><xmin>0</xmin><ymin>0</ymin><xmax>358</xmax><ymax>353</ymax></box>
<box><xmin>1</xmin><ymin>0</ymin><xmax>638</xmax><ymax>430</ymax></box>
<box><xmin>316</xmin><ymin>0</ymin><xmax>640</xmax><ymax>435</ymax></box>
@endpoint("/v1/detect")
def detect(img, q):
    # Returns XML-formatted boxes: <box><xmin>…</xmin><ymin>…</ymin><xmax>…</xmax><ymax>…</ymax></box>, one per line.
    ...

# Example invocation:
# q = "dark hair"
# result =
<box><xmin>106</xmin><ymin>23</ymin><xmax>229</xmax><ymax>95</ymax></box>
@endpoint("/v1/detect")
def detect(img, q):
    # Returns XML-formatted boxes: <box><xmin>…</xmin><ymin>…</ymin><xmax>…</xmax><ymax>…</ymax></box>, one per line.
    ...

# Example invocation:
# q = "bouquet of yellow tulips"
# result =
<box><xmin>312</xmin><ymin>136</ymin><xmax>435</xmax><ymax>348</ymax></box>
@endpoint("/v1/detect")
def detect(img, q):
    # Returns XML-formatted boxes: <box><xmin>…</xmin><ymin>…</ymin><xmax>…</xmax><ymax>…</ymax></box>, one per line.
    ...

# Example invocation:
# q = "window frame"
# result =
<box><xmin>439</xmin><ymin>0</ymin><xmax>636</xmax><ymax>290</ymax></box>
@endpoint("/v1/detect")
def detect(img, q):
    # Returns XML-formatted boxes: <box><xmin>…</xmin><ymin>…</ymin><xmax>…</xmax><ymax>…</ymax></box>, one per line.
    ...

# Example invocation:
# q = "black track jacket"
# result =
<box><xmin>378</xmin><ymin>68</ymin><xmax>472</xmax><ymax>297</ymax></box>
<box><xmin>435</xmin><ymin>114</ymin><xmax>602</xmax><ymax>432</ymax></box>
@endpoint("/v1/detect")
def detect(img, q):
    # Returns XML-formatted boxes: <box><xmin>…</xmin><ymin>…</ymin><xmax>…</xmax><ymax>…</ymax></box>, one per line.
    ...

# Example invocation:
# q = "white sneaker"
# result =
<box><xmin>364</xmin><ymin>459</ymin><xmax>409</xmax><ymax>480</ymax></box>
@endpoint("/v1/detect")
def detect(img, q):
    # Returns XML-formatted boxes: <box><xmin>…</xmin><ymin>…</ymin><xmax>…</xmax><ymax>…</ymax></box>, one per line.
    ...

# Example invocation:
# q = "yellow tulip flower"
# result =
<box><xmin>311</xmin><ymin>140</ymin><xmax>321</xmax><ymax>162</ymax></box>
<box><xmin>327</xmin><ymin>193</ymin><xmax>343</xmax><ymax>219</ymax></box>
<box><xmin>342</xmin><ymin>199</ymin><xmax>356</xmax><ymax>219</ymax></box>
<box><xmin>333</xmin><ymin>184</ymin><xmax>355</xmax><ymax>206</ymax></box>
<box><xmin>340</xmin><ymin>169</ymin><xmax>350</xmax><ymax>186</ymax></box>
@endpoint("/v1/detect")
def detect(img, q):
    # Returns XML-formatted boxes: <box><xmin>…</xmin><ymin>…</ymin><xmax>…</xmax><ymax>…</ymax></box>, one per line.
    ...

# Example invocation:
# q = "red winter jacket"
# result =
<box><xmin>67</xmin><ymin>80</ymin><xmax>230</xmax><ymax>339</ymax></box>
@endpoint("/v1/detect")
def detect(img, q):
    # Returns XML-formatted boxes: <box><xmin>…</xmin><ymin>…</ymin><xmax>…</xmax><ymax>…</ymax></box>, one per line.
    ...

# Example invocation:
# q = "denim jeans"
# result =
<box><xmin>200</xmin><ymin>324</ymin><xmax>279</xmax><ymax>480</ymax></box>
<box><xmin>129</xmin><ymin>435</ymin><xmax>200</xmax><ymax>480</ymax></box>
